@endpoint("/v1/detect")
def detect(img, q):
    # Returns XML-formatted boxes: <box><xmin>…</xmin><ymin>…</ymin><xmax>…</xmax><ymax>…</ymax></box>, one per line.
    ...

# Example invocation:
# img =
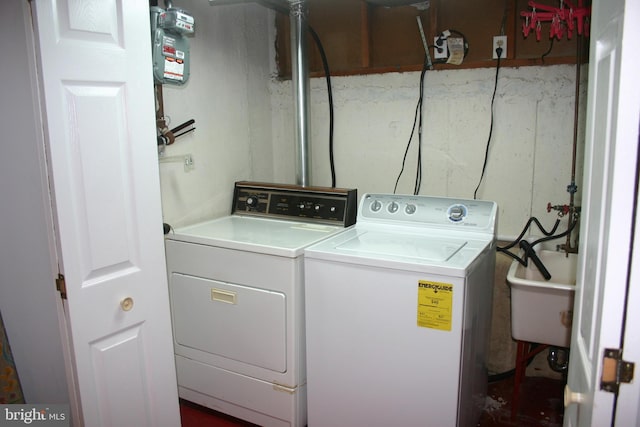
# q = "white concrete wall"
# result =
<box><xmin>159</xmin><ymin>2</ymin><xmax>274</xmax><ymax>227</ymax></box>
<box><xmin>271</xmin><ymin>65</ymin><xmax>586</xmax><ymax>239</ymax></box>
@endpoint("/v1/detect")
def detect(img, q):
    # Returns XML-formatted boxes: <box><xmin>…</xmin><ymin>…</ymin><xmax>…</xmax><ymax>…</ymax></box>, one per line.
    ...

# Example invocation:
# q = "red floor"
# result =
<box><xmin>179</xmin><ymin>375</ymin><xmax>565</xmax><ymax>427</ymax></box>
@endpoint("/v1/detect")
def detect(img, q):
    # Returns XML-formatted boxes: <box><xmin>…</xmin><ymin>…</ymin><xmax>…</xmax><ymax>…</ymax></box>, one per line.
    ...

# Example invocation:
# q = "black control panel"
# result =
<box><xmin>232</xmin><ymin>181</ymin><xmax>357</xmax><ymax>227</ymax></box>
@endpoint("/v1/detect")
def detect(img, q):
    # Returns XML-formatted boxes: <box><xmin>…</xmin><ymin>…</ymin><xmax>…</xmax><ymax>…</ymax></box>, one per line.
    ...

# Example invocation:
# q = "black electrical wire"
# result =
<box><xmin>414</xmin><ymin>58</ymin><xmax>428</xmax><ymax>195</ymax></box>
<box><xmin>473</xmin><ymin>49</ymin><xmax>502</xmax><ymax>200</ymax></box>
<box><xmin>472</xmin><ymin>4</ymin><xmax>504</xmax><ymax>200</ymax></box>
<box><xmin>393</xmin><ymin>30</ymin><xmax>469</xmax><ymax>195</ymax></box>
<box><xmin>541</xmin><ymin>37</ymin><xmax>555</xmax><ymax>64</ymax></box>
<box><xmin>307</xmin><ymin>26</ymin><xmax>336</xmax><ymax>188</ymax></box>
<box><xmin>394</xmin><ymin>58</ymin><xmax>429</xmax><ymax>195</ymax></box>
<box><xmin>393</xmin><ymin>96</ymin><xmax>422</xmax><ymax>194</ymax></box>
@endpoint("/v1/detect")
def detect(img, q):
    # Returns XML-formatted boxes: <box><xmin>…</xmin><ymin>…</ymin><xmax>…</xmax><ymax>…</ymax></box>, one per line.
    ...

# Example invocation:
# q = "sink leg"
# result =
<box><xmin>511</xmin><ymin>341</ymin><xmax>527</xmax><ymax>421</ymax></box>
<box><xmin>511</xmin><ymin>340</ymin><xmax>549</xmax><ymax>421</ymax></box>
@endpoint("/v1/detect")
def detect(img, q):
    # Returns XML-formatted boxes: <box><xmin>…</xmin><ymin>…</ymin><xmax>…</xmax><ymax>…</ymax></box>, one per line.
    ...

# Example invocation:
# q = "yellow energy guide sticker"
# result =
<box><xmin>417</xmin><ymin>280</ymin><xmax>453</xmax><ymax>331</ymax></box>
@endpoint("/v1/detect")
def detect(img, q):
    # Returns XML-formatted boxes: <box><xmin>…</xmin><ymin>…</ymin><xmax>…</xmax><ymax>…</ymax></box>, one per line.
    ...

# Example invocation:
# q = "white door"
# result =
<box><xmin>31</xmin><ymin>1</ymin><xmax>181</xmax><ymax>426</ymax></box>
<box><xmin>564</xmin><ymin>0</ymin><xmax>640</xmax><ymax>425</ymax></box>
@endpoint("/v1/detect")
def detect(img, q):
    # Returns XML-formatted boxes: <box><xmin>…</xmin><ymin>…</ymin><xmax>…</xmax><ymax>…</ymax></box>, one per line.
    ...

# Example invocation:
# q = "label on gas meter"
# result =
<box><xmin>417</xmin><ymin>280</ymin><xmax>453</xmax><ymax>331</ymax></box>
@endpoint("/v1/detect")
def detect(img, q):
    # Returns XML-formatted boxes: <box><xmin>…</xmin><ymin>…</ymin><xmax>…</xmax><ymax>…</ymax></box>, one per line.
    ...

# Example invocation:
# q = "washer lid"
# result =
<box><xmin>336</xmin><ymin>230</ymin><xmax>468</xmax><ymax>263</ymax></box>
<box><xmin>305</xmin><ymin>227</ymin><xmax>492</xmax><ymax>274</ymax></box>
<box><xmin>167</xmin><ymin>215</ymin><xmax>344</xmax><ymax>257</ymax></box>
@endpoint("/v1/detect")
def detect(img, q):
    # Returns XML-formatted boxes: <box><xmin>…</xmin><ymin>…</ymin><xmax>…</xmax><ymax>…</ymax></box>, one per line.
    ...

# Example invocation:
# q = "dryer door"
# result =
<box><xmin>171</xmin><ymin>273</ymin><xmax>287</xmax><ymax>372</ymax></box>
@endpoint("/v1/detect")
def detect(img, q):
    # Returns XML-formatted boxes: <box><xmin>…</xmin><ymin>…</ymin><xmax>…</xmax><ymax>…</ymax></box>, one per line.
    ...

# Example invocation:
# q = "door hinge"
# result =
<box><xmin>55</xmin><ymin>274</ymin><xmax>67</xmax><ymax>300</ymax></box>
<box><xmin>601</xmin><ymin>348</ymin><xmax>635</xmax><ymax>393</ymax></box>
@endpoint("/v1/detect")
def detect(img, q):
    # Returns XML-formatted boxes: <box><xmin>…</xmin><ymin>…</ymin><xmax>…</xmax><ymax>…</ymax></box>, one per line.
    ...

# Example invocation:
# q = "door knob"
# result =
<box><xmin>120</xmin><ymin>297</ymin><xmax>134</xmax><ymax>312</ymax></box>
<box><xmin>564</xmin><ymin>384</ymin><xmax>585</xmax><ymax>407</ymax></box>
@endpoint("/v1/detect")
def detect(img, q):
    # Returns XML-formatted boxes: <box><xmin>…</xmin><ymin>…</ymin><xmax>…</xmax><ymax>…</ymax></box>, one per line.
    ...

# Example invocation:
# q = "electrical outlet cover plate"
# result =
<box><xmin>493</xmin><ymin>35</ymin><xmax>507</xmax><ymax>59</ymax></box>
<box><xmin>434</xmin><ymin>36</ymin><xmax>448</xmax><ymax>60</ymax></box>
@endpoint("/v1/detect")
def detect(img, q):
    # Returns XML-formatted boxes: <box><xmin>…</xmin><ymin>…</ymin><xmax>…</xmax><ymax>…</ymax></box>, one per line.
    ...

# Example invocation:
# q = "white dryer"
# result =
<box><xmin>304</xmin><ymin>193</ymin><xmax>498</xmax><ymax>427</ymax></box>
<box><xmin>165</xmin><ymin>182</ymin><xmax>357</xmax><ymax>427</ymax></box>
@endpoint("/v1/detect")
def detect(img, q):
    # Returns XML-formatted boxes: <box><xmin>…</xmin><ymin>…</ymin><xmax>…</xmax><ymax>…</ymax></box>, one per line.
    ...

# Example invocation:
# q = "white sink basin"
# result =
<box><xmin>507</xmin><ymin>249</ymin><xmax>577</xmax><ymax>347</ymax></box>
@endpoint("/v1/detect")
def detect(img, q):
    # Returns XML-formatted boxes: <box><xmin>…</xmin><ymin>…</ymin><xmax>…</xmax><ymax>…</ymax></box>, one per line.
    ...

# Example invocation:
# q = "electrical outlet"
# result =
<box><xmin>434</xmin><ymin>36</ymin><xmax>448</xmax><ymax>60</ymax></box>
<box><xmin>493</xmin><ymin>35</ymin><xmax>507</xmax><ymax>59</ymax></box>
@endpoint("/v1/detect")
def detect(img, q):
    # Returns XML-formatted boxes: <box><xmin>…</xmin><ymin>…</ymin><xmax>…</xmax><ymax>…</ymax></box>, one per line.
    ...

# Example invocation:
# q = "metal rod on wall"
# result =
<box><xmin>289</xmin><ymin>0</ymin><xmax>311</xmax><ymax>187</ymax></box>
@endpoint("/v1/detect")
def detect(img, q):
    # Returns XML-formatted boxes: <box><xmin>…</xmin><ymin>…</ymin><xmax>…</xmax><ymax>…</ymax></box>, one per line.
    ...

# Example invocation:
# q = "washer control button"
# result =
<box><xmin>448</xmin><ymin>204</ymin><xmax>467</xmax><ymax>222</ymax></box>
<box><xmin>405</xmin><ymin>204</ymin><xmax>417</xmax><ymax>215</ymax></box>
<box><xmin>388</xmin><ymin>201</ymin><xmax>399</xmax><ymax>214</ymax></box>
<box><xmin>370</xmin><ymin>200</ymin><xmax>382</xmax><ymax>212</ymax></box>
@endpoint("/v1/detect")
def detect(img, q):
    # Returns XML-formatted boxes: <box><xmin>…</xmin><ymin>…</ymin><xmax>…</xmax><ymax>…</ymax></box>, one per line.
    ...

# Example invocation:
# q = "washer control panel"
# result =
<box><xmin>232</xmin><ymin>181</ymin><xmax>358</xmax><ymax>227</ymax></box>
<box><xmin>360</xmin><ymin>193</ymin><xmax>497</xmax><ymax>231</ymax></box>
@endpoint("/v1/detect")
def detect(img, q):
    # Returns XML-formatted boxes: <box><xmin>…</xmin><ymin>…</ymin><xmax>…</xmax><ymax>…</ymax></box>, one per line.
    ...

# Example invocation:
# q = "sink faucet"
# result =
<box><xmin>519</xmin><ymin>240</ymin><xmax>552</xmax><ymax>281</ymax></box>
<box><xmin>547</xmin><ymin>202</ymin><xmax>581</xmax><ymax>255</ymax></box>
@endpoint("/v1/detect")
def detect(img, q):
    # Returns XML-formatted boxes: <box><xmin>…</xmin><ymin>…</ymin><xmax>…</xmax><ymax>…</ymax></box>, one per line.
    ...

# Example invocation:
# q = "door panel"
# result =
<box><xmin>32</xmin><ymin>0</ymin><xmax>181</xmax><ymax>425</ymax></box>
<box><xmin>90</xmin><ymin>325</ymin><xmax>153</xmax><ymax>426</ymax></box>
<box><xmin>62</xmin><ymin>84</ymin><xmax>137</xmax><ymax>279</ymax></box>
<box><xmin>565</xmin><ymin>0</ymin><xmax>640</xmax><ymax>425</ymax></box>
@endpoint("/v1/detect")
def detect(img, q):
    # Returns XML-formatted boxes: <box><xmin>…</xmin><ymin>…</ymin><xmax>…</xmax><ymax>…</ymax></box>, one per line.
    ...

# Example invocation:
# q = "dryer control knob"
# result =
<box><xmin>246</xmin><ymin>196</ymin><xmax>259</xmax><ymax>208</ymax></box>
<box><xmin>388</xmin><ymin>202</ymin><xmax>399</xmax><ymax>214</ymax></box>
<box><xmin>405</xmin><ymin>204</ymin><xmax>417</xmax><ymax>215</ymax></box>
<box><xmin>370</xmin><ymin>200</ymin><xmax>382</xmax><ymax>212</ymax></box>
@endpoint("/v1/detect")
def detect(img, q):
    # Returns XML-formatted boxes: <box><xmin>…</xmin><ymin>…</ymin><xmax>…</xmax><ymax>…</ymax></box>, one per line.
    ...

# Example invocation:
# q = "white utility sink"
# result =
<box><xmin>507</xmin><ymin>249</ymin><xmax>578</xmax><ymax>347</ymax></box>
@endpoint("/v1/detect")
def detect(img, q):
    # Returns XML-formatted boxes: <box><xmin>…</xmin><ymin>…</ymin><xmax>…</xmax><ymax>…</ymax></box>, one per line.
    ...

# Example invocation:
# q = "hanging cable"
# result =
<box><xmin>394</xmin><ymin>57</ymin><xmax>429</xmax><ymax>195</ymax></box>
<box><xmin>473</xmin><ymin>3</ymin><xmax>507</xmax><ymax>199</ymax></box>
<box><xmin>541</xmin><ymin>37</ymin><xmax>555</xmax><ymax>64</ymax></box>
<box><xmin>473</xmin><ymin>49</ymin><xmax>502</xmax><ymax>199</ymax></box>
<box><xmin>413</xmin><ymin>57</ymin><xmax>428</xmax><ymax>195</ymax></box>
<box><xmin>307</xmin><ymin>26</ymin><xmax>336</xmax><ymax>188</ymax></box>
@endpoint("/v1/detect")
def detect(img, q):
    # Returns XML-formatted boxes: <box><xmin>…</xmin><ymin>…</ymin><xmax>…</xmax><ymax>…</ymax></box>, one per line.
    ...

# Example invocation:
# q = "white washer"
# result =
<box><xmin>165</xmin><ymin>182</ymin><xmax>357</xmax><ymax>427</ymax></box>
<box><xmin>304</xmin><ymin>193</ymin><xmax>498</xmax><ymax>427</ymax></box>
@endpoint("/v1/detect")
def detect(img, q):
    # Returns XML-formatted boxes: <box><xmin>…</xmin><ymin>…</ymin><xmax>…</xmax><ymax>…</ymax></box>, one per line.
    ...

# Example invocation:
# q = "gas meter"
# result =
<box><xmin>150</xmin><ymin>6</ymin><xmax>195</xmax><ymax>85</ymax></box>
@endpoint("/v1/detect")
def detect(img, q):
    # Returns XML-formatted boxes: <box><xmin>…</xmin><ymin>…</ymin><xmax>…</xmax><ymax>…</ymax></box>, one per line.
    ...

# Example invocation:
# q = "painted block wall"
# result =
<box><xmin>271</xmin><ymin>65</ymin><xmax>586</xmax><ymax>239</ymax></box>
<box><xmin>160</xmin><ymin>1</ymin><xmax>585</xmax><ymax>242</ymax></box>
<box><xmin>160</xmin><ymin>2</ymin><xmax>274</xmax><ymax>227</ymax></box>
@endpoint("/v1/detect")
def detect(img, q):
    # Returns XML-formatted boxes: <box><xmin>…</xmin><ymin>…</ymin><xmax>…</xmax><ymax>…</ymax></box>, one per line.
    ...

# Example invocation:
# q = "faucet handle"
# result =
<box><xmin>547</xmin><ymin>202</ymin><xmax>571</xmax><ymax>217</ymax></box>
